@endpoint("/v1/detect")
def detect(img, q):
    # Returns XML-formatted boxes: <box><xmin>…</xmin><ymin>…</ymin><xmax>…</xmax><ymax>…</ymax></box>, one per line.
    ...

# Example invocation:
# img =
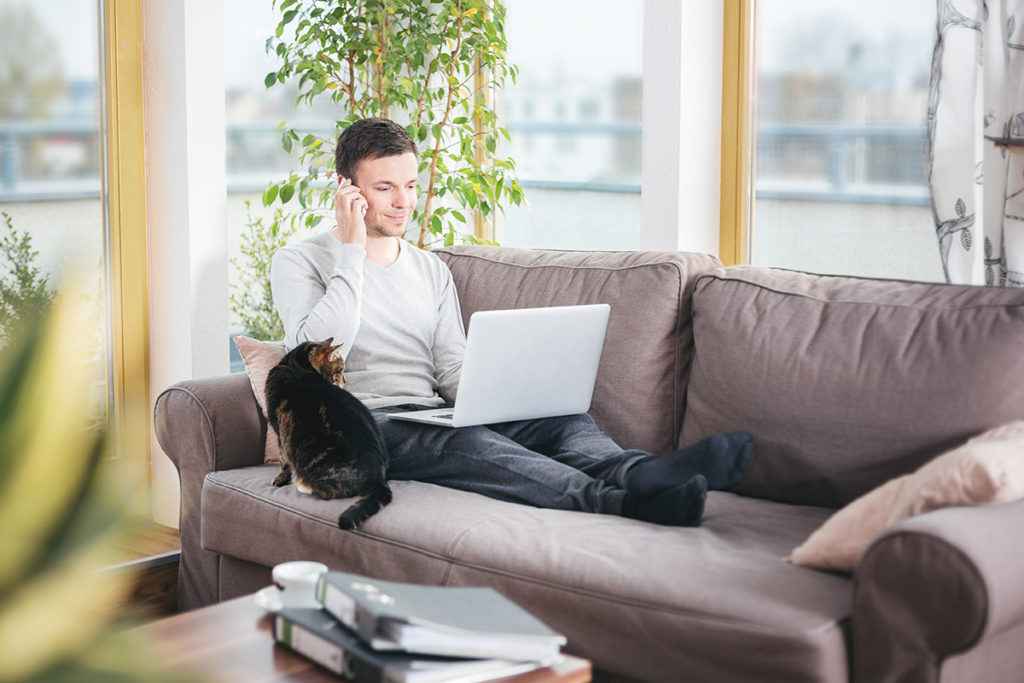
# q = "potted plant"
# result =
<box><xmin>231</xmin><ymin>0</ymin><xmax>524</xmax><ymax>341</ymax></box>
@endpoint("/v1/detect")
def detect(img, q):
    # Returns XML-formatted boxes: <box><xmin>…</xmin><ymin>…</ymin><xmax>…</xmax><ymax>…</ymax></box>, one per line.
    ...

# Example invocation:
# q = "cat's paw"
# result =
<box><xmin>294</xmin><ymin>479</ymin><xmax>313</xmax><ymax>495</ymax></box>
<box><xmin>272</xmin><ymin>471</ymin><xmax>292</xmax><ymax>487</ymax></box>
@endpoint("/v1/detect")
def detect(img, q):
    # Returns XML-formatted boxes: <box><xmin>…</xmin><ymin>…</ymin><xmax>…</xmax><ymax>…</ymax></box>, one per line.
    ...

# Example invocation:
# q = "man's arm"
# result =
<box><xmin>432</xmin><ymin>266</ymin><xmax>467</xmax><ymax>405</ymax></box>
<box><xmin>270</xmin><ymin>244</ymin><xmax>366</xmax><ymax>354</ymax></box>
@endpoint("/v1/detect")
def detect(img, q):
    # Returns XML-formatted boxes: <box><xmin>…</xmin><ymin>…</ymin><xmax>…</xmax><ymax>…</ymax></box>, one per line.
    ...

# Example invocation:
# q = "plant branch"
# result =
<box><xmin>419</xmin><ymin>1</ymin><xmax>466</xmax><ymax>247</ymax></box>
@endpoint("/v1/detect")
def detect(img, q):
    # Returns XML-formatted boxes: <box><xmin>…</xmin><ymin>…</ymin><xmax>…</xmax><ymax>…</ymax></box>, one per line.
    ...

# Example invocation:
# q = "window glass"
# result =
<box><xmin>496</xmin><ymin>0</ymin><xmax>643</xmax><ymax>249</ymax></box>
<box><xmin>0</xmin><ymin>0</ymin><xmax>110</xmax><ymax>417</ymax></box>
<box><xmin>750</xmin><ymin>0</ymin><xmax>943</xmax><ymax>281</ymax></box>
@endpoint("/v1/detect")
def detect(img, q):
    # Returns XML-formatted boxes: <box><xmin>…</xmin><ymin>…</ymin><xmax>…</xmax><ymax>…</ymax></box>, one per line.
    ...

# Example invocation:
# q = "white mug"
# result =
<box><xmin>272</xmin><ymin>561</ymin><xmax>328</xmax><ymax>609</ymax></box>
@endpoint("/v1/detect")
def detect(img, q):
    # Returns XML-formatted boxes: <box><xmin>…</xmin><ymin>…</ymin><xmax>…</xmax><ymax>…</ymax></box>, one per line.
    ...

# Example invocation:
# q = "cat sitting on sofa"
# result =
<box><xmin>265</xmin><ymin>338</ymin><xmax>392</xmax><ymax>530</ymax></box>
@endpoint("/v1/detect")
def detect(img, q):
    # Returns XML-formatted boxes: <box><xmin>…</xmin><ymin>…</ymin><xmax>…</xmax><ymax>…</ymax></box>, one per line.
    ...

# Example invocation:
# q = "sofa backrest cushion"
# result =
<box><xmin>437</xmin><ymin>246</ymin><xmax>720</xmax><ymax>454</ymax></box>
<box><xmin>682</xmin><ymin>266</ymin><xmax>1024</xmax><ymax>508</ymax></box>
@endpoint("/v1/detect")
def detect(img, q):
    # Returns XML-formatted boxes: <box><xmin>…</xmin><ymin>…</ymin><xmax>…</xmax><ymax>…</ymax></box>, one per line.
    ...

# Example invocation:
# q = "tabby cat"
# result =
<box><xmin>265</xmin><ymin>338</ymin><xmax>392</xmax><ymax>530</ymax></box>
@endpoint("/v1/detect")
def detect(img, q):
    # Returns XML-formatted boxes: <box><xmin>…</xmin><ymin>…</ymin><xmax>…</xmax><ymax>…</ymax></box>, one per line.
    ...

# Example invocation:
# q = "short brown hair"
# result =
<box><xmin>334</xmin><ymin>118</ymin><xmax>417</xmax><ymax>183</ymax></box>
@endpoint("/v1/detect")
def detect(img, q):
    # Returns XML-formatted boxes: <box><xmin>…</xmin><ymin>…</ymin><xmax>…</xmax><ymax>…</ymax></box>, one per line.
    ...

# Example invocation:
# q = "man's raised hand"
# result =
<box><xmin>331</xmin><ymin>176</ymin><xmax>369</xmax><ymax>246</ymax></box>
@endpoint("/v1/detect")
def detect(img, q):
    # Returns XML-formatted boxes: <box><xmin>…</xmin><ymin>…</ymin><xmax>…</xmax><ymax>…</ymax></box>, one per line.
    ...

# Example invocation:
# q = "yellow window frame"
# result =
<box><xmin>103</xmin><ymin>0</ymin><xmax>148</xmax><ymax>469</ymax></box>
<box><xmin>719</xmin><ymin>0</ymin><xmax>756</xmax><ymax>266</ymax></box>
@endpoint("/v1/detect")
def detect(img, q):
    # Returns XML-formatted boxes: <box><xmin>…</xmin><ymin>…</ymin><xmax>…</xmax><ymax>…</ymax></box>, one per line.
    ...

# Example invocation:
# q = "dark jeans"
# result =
<box><xmin>371</xmin><ymin>405</ymin><xmax>648</xmax><ymax>515</ymax></box>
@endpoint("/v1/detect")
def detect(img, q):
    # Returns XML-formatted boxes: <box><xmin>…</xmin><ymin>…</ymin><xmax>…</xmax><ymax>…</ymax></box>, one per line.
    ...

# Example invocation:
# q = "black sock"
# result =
<box><xmin>625</xmin><ymin>432</ymin><xmax>753</xmax><ymax>497</ymax></box>
<box><xmin>622</xmin><ymin>475</ymin><xmax>707</xmax><ymax>527</ymax></box>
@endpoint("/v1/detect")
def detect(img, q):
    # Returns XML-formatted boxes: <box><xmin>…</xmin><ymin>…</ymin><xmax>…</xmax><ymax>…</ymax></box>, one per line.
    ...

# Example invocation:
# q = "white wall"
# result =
<box><xmin>641</xmin><ymin>0</ymin><xmax>723</xmax><ymax>256</ymax></box>
<box><xmin>145</xmin><ymin>0</ymin><xmax>228</xmax><ymax>527</ymax></box>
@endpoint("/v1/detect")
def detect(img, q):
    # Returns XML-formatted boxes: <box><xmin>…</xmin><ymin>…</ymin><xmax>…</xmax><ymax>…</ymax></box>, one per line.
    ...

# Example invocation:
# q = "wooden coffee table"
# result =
<box><xmin>134</xmin><ymin>594</ymin><xmax>591</xmax><ymax>682</ymax></box>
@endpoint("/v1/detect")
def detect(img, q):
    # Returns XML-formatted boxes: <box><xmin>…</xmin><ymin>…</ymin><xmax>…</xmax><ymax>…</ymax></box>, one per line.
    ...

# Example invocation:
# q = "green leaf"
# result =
<box><xmin>262</xmin><ymin>184</ymin><xmax>279</xmax><ymax>206</ymax></box>
<box><xmin>264</xmin><ymin>72</ymin><xmax>277</xmax><ymax>88</ymax></box>
<box><xmin>279</xmin><ymin>183</ymin><xmax>295</xmax><ymax>204</ymax></box>
<box><xmin>431</xmin><ymin>214</ymin><xmax>442</xmax><ymax>233</ymax></box>
<box><xmin>452</xmin><ymin>116</ymin><xmax>468</xmax><ymax>125</ymax></box>
<box><xmin>281</xmin><ymin>9</ymin><xmax>298</xmax><ymax>25</ymax></box>
<box><xmin>451</xmin><ymin>210</ymin><xmax>467</xmax><ymax>223</ymax></box>
<box><xmin>444</xmin><ymin>230</ymin><xmax>455</xmax><ymax>247</ymax></box>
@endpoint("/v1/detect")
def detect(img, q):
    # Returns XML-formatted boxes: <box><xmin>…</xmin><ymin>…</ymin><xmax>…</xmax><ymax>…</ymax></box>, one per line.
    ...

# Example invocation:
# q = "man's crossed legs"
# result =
<box><xmin>372</xmin><ymin>405</ymin><xmax>752</xmax><ymax>526</ymax></box>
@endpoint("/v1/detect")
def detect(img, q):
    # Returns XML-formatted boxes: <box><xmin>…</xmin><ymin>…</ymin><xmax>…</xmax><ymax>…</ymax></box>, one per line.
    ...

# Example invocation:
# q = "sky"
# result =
<box><xmin>223</xmin><ymin>0</ymin><xmax>645</xmax><ymax>90</ymax></box>
<box><xmin>5</xmin><ymin>0</ymin><xmax>937</xmax><ymax>96</ymax></box>
<box><xmin>14</xmin><ymin>0</ymin><xmax>101</xmax><ymax>81</ymax></box>
<box><xmin>758</xmin><ymin>0</ymin><xmax>935</xmax><ymax>73</ymax></box>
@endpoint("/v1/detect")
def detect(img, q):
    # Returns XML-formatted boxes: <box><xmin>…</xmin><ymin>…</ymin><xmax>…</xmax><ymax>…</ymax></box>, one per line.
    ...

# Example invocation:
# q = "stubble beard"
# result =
<box><xmin>367</xmin><ymin>217</ymin><xmax>407</xmax><ymax>239</ymax></box>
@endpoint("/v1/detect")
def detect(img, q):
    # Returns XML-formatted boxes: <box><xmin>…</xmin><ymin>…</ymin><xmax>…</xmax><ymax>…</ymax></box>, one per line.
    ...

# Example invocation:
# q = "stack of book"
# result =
<box><xmin>272</xmin><ymin>570</ymin><xmax>568</xmax><ymax>682</ymax></box>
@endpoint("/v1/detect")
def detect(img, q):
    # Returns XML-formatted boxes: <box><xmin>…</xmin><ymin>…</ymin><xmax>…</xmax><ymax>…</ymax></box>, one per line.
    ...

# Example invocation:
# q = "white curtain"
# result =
<box><xmin>928</xmin><ymin>0</ymin><xmax>1024</xmax><ymax>286</ymax></box>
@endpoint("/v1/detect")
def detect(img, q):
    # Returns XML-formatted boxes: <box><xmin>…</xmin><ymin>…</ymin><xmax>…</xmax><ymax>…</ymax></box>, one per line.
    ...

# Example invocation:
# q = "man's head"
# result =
<box><xmin>335</xmin><ymin>118</ymin><xmax>418</xmax><ymax>238</ymax></box>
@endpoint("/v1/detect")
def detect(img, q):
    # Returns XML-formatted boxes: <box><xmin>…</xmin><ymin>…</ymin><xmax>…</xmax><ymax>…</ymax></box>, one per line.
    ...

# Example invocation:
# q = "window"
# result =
<box><xmin>224</xmin><ymin>0</ymin><xmax>312</xmax><ymax>363</ymax></box>
<box><xmin>495</xmin><ymin>0</ymin><xmax>644</xmax><ymax>250</ymax></box>
<box><xmin>743</xmin><ymin>0</ymin><xmax>943</xmax><ymax>281</ymax></box>
<box><xmin>0</xmin><ymin>0</ymin><xmax>110</xmax><ymax>421</ymax></box>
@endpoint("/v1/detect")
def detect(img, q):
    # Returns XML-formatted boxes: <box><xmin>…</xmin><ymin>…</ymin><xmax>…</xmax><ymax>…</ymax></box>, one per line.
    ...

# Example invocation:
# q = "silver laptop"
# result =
<box><xmin>387</xmin><ymin>304</ymin><xmax>611</xmax><ymax>428</ymax></box>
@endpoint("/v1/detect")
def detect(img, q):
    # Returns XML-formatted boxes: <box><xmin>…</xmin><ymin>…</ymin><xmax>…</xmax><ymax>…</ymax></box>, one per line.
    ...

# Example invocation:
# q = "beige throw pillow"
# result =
<box><xmin>233</xmin><ymin>335</ymin><xmax>287</xmax><ymax>464</ymax></box>
<box><xmin>789</xmin><ymin>421</ymin><xmax>1024</xmax><ymax>572</ymax></box>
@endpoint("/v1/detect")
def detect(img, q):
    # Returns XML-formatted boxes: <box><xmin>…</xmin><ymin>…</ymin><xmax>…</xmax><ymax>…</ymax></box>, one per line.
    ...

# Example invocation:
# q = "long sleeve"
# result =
<box><xmin>432</xmin><ymin>266</ymin><xmax>467</xmax><ymax>405</ymax></box>
<box><xmin>270</xmin><ymin>243</ymin><xmax>367</xmax><ymax>356</ymax></box>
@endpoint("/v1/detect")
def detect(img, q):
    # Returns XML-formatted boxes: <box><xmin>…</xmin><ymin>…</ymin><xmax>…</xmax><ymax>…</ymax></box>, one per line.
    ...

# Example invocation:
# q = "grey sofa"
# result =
<box><xmin>155</xmin><ymin>246</ymin><xmax>1024</xmax><ymax>682</ymax></box>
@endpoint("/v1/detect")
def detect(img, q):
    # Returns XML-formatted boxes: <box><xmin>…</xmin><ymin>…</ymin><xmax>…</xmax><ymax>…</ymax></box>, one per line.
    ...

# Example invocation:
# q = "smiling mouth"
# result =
<box><xmin>385</xmin><ymin>215</ymin><xmax>408</xmax><ymax>221</ymax></box>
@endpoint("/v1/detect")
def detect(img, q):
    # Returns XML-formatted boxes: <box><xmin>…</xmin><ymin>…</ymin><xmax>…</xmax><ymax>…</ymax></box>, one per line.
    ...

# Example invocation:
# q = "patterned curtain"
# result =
<box><xmin>928</xmin><ymin>0</ymin><xmax>1024</xmax><ymax>286</ymax></box>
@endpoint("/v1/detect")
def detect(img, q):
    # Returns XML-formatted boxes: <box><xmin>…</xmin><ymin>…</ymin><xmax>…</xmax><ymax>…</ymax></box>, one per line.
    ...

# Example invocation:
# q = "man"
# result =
<box><xmin>270</xmin><ymin>117</ymin><xmax>752</xmax><ymax>526</ymax></box>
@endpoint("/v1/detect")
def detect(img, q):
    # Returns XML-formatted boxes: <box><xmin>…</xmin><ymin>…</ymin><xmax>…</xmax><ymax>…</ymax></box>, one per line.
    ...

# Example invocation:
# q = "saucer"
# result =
<box><xmin>254</xmin><ymin>585</ymin><xmax>283</xmax><ymax>613</ymax></box>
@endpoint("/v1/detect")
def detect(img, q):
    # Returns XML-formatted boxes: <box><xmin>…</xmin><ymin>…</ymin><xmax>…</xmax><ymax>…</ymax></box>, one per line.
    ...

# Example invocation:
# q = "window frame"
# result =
<box><xmin>102</xmin><ymin>0</ymin><xmax>149</xmax><ymax>467</ymax></box>
<box><xmin>719</xmin><ymin>0</ymin><xmax>756</xmax><ymax>266</ymax></box>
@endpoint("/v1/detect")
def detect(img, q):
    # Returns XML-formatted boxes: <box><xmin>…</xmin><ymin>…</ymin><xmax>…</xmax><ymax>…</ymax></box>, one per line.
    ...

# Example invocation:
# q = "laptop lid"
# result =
<box><xmin>451</xmin><ymin>304</ymin><xmax>610</xmax><ymax>426</ymax></box>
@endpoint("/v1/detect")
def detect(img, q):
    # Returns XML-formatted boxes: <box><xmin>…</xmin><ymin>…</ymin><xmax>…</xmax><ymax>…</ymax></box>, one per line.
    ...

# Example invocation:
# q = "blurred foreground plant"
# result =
<box><xmin>0</xmin><ymin>282</ymin><xmax>196</xmax><ymax>683</ymax></box>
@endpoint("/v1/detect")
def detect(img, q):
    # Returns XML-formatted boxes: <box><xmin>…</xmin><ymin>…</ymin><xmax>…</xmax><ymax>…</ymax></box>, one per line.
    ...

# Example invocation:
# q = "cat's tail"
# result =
<box><xmin>338</xmin><ymin>481</ymin><xmax>393</xmax><ymax>531</ymax></box>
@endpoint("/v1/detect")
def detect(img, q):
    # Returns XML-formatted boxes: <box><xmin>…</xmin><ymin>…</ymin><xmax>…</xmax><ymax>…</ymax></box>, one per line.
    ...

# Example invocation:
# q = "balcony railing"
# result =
<box><xmin>1</xmin><ymin>120</ymin><xmax>929</xmax><ymax>206</ymax></box>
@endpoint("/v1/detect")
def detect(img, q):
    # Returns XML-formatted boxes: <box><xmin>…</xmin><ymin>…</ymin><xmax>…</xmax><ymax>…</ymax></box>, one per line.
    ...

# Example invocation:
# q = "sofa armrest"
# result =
<box><xmin>154</xmin><ymin>373</ymin><xmax>265</xmax><ymax>475</ymax></box>
<box><xmin>154</xmin><ymin>373</ymin><xmax>266</xmax><ymax>608</ymax></box>
<box><xmin>852</xmin><ymin>499</ymin><xmax>1024</xmax><ymax>683</ymax></box>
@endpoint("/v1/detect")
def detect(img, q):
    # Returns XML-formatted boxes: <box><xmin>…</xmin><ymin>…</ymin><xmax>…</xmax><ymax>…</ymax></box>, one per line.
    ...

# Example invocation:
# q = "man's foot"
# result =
<box><xmin>625</xmin><ymin>432</ymin><xmax>753</xmax><ymax>497</ymax></box>
<box><xmin>622</xmin><ymin>475</ymin><xmax>707</xmax><ymax>527</ymax></box>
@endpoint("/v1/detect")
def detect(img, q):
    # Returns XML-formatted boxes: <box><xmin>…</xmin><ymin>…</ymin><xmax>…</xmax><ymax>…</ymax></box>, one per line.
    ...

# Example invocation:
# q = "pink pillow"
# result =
<box><xmin>233</xmin><ymin>335</ymin><xmax>287</xmax><ymax>464</ymax></box>
<box><xmin>789</xmin><ymin>421</ymin><xmax>1024</xmax><ymax>572</ymax></box>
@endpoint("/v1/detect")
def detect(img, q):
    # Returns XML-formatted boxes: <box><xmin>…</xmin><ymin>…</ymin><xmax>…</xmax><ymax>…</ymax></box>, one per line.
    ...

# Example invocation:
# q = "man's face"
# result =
<box><xmin>352</xmin><ymin>152</ymin><xmax>418</xmax><ymax>239</ymax></box>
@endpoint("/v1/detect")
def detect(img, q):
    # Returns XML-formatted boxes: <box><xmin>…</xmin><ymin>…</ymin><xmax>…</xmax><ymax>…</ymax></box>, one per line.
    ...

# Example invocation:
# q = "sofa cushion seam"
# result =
<box><xmin>204</xmin><ymin>477</ymin><xmax>845</xmax><ymax>638</ymax></box>
<box><xmin>438</xmin><ymin>249</ymin><xmax>713</xmax><ymax>274</ymax></box>
<box><xmin>694</xmin><ymin>273</ymin><xmax>1024</xmax><ymax>312</ymax></box>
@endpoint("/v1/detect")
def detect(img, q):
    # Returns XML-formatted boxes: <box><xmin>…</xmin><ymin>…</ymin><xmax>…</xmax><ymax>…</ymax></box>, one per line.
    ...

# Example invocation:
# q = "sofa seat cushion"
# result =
<box><xmin>203</xmin><ymin>466</ymin><xmax>851</xmax><ymax>682</ymax></box>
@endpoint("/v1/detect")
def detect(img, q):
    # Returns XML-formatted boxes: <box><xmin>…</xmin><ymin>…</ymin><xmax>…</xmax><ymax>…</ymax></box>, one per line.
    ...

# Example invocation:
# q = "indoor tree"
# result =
<box><xmin>231</xmin><ymin>0</ymin><xmax>524</xmax><ymax>341</ymax></box>
<box><xmin>263</xmin><ymin>0</ymin><xmax>523</xmax><ymax>249</ymax></box>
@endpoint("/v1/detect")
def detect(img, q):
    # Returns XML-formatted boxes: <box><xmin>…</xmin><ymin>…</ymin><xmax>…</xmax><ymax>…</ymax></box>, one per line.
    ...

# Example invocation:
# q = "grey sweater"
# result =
<box><xmin>270</xmin><ymin>232</ymin><xmax>466</xmax><ymax>409</ymax></box>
